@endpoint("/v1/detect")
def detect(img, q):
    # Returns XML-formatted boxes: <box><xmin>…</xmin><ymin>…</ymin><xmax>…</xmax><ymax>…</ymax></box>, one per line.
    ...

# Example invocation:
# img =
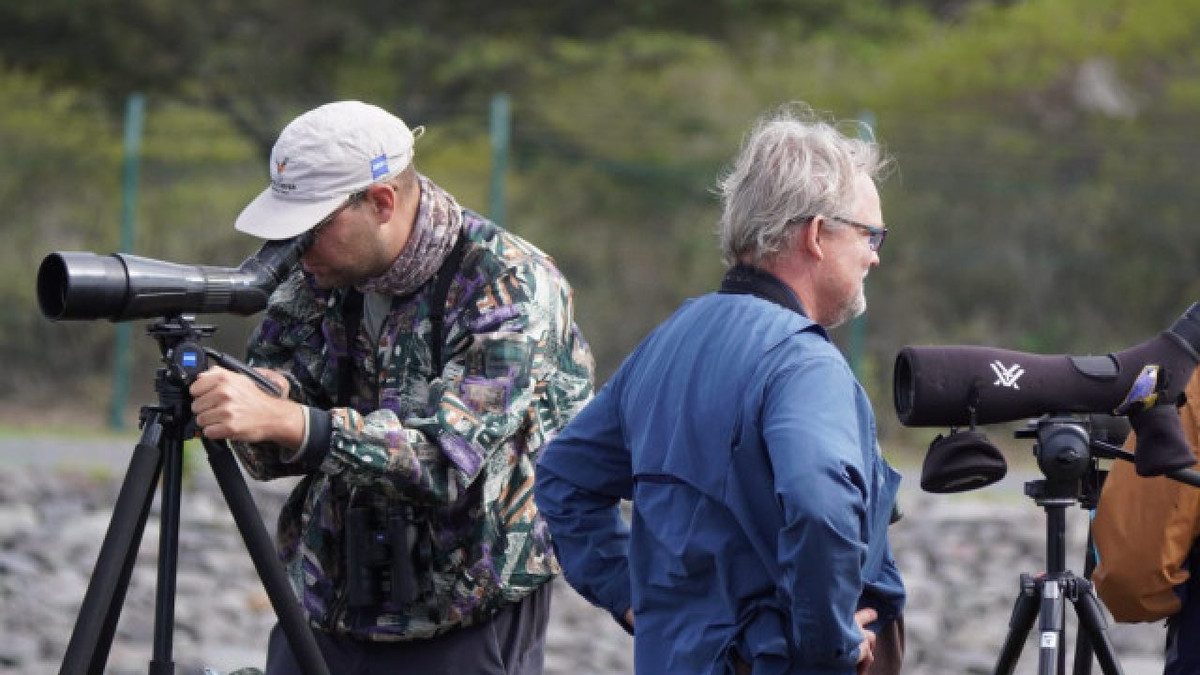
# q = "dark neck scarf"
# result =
<box><xmin>356</xmin><ymin>174</ymin><xmax>462</xmax><ymax>297</ymax></box>
<box><xmin>718</xmin><ymin>263</ymin><xmax>808</xmax><ymax>317</ymax></box>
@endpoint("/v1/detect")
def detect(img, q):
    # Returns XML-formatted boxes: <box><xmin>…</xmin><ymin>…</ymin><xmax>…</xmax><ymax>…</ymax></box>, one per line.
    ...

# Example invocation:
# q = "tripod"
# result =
<box><xmin>992</xmin><ymin>417</ymin><xmax>1124</xmax><ymax>675</ymax></box>
<box><xmin>59</xmin><ymin>315</ymin><xmax>330</xmax><ymax>675</ymax></box>
<box><xmin>991</xmin><ymin>416</ymin><xmax>1200</xmax><ymax>675</ymax></box>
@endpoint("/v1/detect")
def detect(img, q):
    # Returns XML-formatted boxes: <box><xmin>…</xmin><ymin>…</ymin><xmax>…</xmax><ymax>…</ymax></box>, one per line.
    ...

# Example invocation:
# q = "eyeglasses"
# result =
<box><xmin>311</xmin><ymin>190</ymin><xmax>367</xmax><ymax>238</ymax></box>
<box><xmin>827</xmin><ymin>214</ymin><xmax>887</xmax><ymax>252</ymax></box>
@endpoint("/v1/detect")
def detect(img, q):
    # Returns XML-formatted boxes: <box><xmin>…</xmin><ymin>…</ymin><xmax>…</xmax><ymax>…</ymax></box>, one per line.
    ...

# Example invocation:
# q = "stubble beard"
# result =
<box><xmin>823</xmin><ymin>285</ymin><xmax>868</xmax><ymax>330</ymax></box>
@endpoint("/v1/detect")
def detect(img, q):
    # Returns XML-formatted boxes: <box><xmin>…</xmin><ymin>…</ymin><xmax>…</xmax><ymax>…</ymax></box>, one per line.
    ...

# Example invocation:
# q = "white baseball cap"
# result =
<box><xmin>235</xmin><ymin>100</ymin><xmax>422</xmax><ymax>240</ymax></box>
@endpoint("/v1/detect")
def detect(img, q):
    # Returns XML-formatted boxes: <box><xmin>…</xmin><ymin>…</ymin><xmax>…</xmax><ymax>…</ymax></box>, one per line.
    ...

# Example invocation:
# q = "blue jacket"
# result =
<box><xmin>535</xmin><ymin>271</ymin><xmax>904</xmax><ymax>674</ymax></box>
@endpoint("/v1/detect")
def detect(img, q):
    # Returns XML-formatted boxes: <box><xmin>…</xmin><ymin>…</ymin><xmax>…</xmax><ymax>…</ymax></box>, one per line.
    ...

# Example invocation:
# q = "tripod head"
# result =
<box><xmin>1017</xmin><ymin>415</ymin><xmax>1105</xmax><ymax>507</ymax></box>
<box><xmin>145</xmin><ymin>314</ymin><xmax>280</xmax><ymax>404</ymax></box>
<box><xmin>146</xmin><ymin>315</ymin><xmax>216</xmax><ymax>394</ymax></box>
<box><xmin>146</xmin><ymin>314</ymin><xmax>215</xmax><ymax>351</ymax></box>
<box><xmin>1016</xmin><ymin>414</ymin><xmax>1200</xmax><ymax>513</ymax></box>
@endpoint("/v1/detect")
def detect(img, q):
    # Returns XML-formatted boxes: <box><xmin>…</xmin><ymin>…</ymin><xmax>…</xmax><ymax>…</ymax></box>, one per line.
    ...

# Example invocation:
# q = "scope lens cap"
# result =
<box><xmin>920</xmin><ymin>430</ymin><xmax>1008</xmax><ymax>494</ymax></box>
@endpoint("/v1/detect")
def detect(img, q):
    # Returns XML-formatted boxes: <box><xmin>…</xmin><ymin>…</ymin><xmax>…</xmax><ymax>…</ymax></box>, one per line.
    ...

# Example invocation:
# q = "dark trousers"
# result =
<box><xmin>869</xmin><ymin>615</ymin><xmax>905</xmax><ymax>675</ymax></box>
<box><xmin>1165</xmin><ymin>598</ymin><xmax>1200</xmax><ymax>675</ymax></box>
<box><xmin>266</xmin><ymin>583</ymin><xmax>552</xmax><ymax>675</ymax></box>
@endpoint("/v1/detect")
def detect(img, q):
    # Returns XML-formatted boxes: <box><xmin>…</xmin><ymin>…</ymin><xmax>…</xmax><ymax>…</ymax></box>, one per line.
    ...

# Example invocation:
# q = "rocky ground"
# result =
<box><xmin>0</xmin><ymin>435</ymin><xmax>1170</xmax><ymax>674</ymax></box>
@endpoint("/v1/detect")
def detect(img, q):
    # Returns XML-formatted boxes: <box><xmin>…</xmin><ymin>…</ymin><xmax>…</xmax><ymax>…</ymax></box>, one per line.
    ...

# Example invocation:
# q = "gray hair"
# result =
<box><xmin>716</xmin><ymin>103</ymin><xmax>890</xmax><ymax>267</ymax></box>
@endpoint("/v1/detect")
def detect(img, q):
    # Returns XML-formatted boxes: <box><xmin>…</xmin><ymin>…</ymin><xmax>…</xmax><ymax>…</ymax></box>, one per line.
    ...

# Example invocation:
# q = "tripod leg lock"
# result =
<box><xmin>1006</xmin><ymin>573</ymin><xmax>1041</xmax><ymax>629</ymax></box>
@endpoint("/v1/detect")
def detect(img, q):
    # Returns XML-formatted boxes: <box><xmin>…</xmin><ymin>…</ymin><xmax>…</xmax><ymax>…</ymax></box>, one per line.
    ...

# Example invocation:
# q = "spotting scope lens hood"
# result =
<box><xmin>37</xmin><ymin>231</ymin><xmax>314</xmax><ymax>322</ymax></box>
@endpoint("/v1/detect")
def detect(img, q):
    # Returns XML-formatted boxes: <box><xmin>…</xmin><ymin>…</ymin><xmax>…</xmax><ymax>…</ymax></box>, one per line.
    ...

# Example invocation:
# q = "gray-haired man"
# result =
<box><xmin>535</xmin><ymin>104</ymin><xmax>905</xmax><ymax>675</ymax></box>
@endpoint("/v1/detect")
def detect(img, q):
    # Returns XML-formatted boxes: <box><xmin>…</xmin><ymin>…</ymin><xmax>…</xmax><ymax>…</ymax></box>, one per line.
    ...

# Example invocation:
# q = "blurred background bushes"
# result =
<box><xmin>2</xmin><ymin>0</ymin><xmax>1198</xmax><ymax>444</ymax></box>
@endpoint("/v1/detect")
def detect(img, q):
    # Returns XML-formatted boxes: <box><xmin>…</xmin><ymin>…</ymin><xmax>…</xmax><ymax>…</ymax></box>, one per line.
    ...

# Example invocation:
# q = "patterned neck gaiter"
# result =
<box><xmin>356</xmin><ymin>173</ymin><xmax>462</xmax><ymax>297</ymax></box>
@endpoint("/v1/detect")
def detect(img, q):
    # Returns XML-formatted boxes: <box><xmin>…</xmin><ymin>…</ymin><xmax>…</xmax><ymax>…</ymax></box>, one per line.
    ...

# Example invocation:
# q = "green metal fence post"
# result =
<box><xmin>489</xmin><ymin>93</ymin><xmax>511</xmax><ymax>227</ymax></box>
<box><xmin>108</xmin><ymin>93</ymin><xmax>145</xmax><ymax>429</ymax></box>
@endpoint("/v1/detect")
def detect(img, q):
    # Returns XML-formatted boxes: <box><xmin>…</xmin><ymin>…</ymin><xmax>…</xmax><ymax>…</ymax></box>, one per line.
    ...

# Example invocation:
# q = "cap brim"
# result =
<box><xmin>235</xmin><ymin>188</ymin><xmax>347</xmax><ymax>240</ymax></box>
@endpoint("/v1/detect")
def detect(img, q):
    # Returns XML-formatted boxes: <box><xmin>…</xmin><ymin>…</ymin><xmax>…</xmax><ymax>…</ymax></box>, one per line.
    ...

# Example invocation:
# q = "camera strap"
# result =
<box><xmin>337</xmin><ymin>228</ymin><xmax>469</xmax><ymax>407</ymax></box>
<box><xmin>427</xmin><ymin>231</ymin><xmax>467</xmax><ymax>376</ymax></box>
<box><xmin>337</xmin><ymin>290</ymin><xmax>365</xmax><ymax>408</ymax></box>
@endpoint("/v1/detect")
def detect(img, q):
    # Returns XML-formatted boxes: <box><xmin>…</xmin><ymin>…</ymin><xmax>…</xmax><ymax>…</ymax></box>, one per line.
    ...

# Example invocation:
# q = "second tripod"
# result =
<box><xmin>992</xmin><ymin>418</ymin><xmax>1124</xmax><ymax>675</ymax></box>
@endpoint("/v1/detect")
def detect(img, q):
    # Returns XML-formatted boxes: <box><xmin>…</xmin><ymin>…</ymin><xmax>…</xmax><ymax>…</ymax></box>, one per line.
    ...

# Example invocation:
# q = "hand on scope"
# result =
<box><xmin>189</xmin><ymin>367</ymin><xmax>304</xmax><ymax>448</ymax></box>
<box><xmin>855</xmin><ymin>607</ymin><xmax>877</xmax><ymax>675</ymax></box>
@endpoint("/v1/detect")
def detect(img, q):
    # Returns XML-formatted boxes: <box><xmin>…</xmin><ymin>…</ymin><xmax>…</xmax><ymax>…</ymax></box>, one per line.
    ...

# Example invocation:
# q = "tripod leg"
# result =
<box><xmin>149</xmin><ymin>433</ymin><xmax>186</xmax><ymax>675</ymax></box>
<box><xmin>1072</xmin><ymin>527</ymin><xmax>1100</xmax><ymax>675</ymax></box>
<box><xmin>60</xmin><ymin>414</ymin><xmax>166</xmax><ymax>675</ymax></box>
<box><xmin>994</xmin><ymin>573</ymin><xmax>1040</xmax><ymax>675</ymax></box>
<box><xmin>1035</xmin><ymin>577</ymin><xmax>1067</xmax><ymax>675</ymax></box>
<box><xmin>1071</xmin><ymin>579</ymin><xmax>1126</xmax><ymax>675</ymax></box>
<box><xmin>202</xmin><ymin>439</ymin><xmax>331</xmax><ymax>675</ymax></box>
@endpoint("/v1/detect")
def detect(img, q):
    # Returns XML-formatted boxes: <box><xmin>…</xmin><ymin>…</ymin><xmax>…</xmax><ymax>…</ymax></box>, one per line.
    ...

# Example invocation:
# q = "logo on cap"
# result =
<box><xmin>370</xmin><ymin>154</ymin><xmax>389</xmax><ymax>180</ymax></box>
<box><xmin>275</xmin><ymin>158</ymin><xmax>288</xmax><ymax>175</ymax></box>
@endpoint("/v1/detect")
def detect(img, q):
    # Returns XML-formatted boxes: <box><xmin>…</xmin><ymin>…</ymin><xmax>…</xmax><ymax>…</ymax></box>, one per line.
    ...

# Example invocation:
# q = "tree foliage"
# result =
<box><xmin>3</xmin><ymin>0</ymin><xmax>1199</xmax><ymax>438</ymax></box>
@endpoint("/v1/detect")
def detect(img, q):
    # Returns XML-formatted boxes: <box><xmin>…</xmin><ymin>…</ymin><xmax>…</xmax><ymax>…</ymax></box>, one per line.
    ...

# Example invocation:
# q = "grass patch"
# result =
<box><xmin>0</xmin><ymin>402</ymin><xmax>141</xmax><ymax>441</ymax></box>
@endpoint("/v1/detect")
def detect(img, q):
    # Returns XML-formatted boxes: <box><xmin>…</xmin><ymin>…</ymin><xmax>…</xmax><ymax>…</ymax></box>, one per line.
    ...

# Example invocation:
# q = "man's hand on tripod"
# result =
<box><xmin>854</xmin><ymin>607</ymin><xmax>877</xmax><ymax>675</ymax></box>
<box><xmin>190</xmin><ymin>367</ymin><xmax>305</xmax><ymax>448</ymax></box>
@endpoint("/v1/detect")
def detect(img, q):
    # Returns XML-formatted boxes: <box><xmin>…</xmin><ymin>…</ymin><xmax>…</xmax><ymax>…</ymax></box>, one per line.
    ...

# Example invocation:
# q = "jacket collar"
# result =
<box><xmin>718</xmin><ymin>264</ymin><xmax>808</xmax><ymax>317</ymax></box>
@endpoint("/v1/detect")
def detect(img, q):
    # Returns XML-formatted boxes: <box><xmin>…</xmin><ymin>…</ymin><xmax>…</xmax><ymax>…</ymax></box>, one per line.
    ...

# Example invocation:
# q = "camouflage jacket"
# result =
<box><xmin>233</xmin><ymin>210</ymin><xmax>594</xmax><ymax>641</ymax></box>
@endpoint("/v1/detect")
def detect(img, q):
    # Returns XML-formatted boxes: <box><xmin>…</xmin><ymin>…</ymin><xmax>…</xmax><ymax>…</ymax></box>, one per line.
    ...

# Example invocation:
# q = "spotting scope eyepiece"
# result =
<box><xmin>37</xmin><ymin>231</ymin><xmax>314</xmax><ymax>322</ymax></box>
<box><xmin>893</xmin><ymin>302</ymin><xmax>1200</xmax><ymax>476</ymax></box>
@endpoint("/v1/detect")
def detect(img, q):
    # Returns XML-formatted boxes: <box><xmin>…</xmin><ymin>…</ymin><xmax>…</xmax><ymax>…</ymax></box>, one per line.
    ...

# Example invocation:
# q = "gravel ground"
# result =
<box><xmin>0</xmin><ymin>435</ymin><xmax>1171</xmax><ymax>674</ymax></box>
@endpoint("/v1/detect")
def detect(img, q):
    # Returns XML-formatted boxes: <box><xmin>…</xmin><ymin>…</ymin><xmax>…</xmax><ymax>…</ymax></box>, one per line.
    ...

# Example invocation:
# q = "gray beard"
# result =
<box><xmin>823</xmin><ymin>290</ymin><xmax>867</xmax><ymax>330</ymax></box>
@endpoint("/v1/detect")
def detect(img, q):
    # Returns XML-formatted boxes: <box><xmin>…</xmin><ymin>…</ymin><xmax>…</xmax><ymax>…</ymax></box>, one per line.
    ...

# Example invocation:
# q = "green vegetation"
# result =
<box><xmin>2</xmin><ymin>0</ymin><xmax>1198</xmax><ymax>449</ymax></box>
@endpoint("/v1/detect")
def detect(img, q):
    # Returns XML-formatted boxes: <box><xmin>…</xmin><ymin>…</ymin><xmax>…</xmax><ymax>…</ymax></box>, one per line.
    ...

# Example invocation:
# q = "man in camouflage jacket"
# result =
<box><xmin>189</xmin><ymin>101</ymin><xmax>594</xmax><ymax>674</ymax></box>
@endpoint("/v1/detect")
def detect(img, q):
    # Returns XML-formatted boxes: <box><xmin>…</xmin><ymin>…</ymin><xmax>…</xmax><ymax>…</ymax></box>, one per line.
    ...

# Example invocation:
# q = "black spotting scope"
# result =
<box><xmin>894</xmin><ymin>302</ymin><xmax>1200</xmax><ymax>476</ymax></box>
<box><xmin>37</xmin><ymin>231</ymin><xmax>314</xmax><ymax>322</ymax></box>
